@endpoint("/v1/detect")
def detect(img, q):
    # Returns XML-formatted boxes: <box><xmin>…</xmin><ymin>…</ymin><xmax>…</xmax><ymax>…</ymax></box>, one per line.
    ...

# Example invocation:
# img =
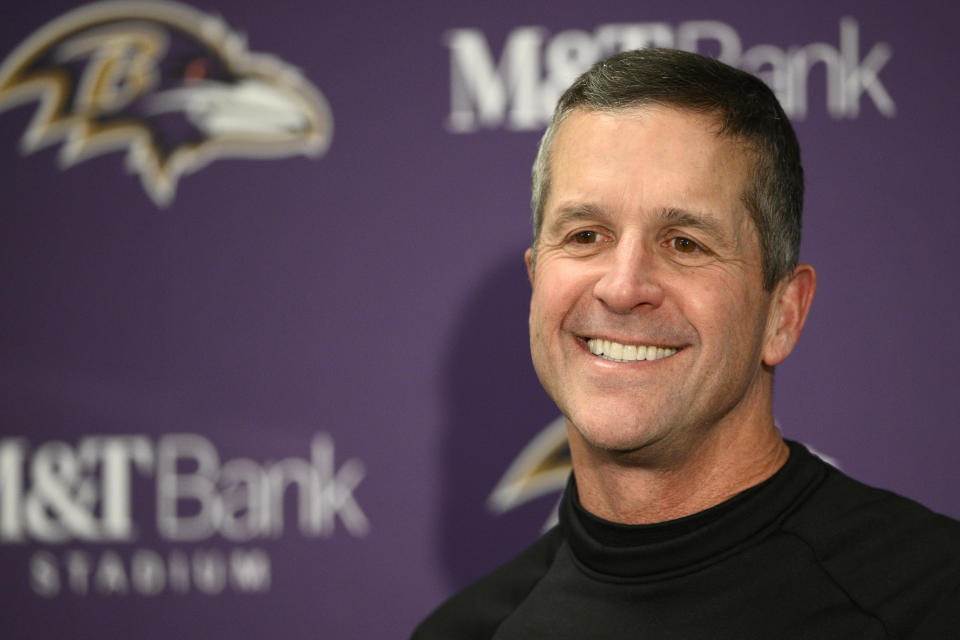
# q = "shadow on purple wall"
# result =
<box><xmin>438</xmin><ymin>249</ymin><xmax>560</xmax><ymax>589</ymax></box>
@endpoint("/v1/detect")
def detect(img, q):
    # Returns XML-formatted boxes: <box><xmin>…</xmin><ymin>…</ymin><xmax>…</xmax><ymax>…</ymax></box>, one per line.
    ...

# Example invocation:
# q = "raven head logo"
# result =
<box><xmin>488</xmin><ymin>415</ymin><xmax>571</xmax><ymax>531</ymax></box>
<box><xmin>0</xmin><ymin>1</ymin><xmax>332</xmax><ymax>206</ymax></box>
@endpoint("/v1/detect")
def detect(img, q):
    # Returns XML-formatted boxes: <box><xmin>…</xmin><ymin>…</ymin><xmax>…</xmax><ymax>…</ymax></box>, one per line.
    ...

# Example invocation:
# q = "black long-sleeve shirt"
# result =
<box><xmin>413</xmin><ymin>441</ymin><xmax>960</xmax><ymax>639</ymax></box>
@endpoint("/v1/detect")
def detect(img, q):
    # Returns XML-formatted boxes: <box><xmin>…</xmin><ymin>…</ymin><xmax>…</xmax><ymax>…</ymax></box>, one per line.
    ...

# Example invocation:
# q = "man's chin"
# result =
<box><xmin>568</xmin><ymin>416</ymin><xmax>665</xmax><ymax>457</ymax></box>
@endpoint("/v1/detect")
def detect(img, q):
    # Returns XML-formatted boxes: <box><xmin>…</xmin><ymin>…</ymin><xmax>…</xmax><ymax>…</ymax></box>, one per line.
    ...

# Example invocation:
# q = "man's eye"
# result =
<box><xmin>572</xmin><ymin>231</ymin><xmax>598</xmax><ymax>244</ymax></box>
<box><xmin>671</xmin><ymin>237</ymin><xmax>700</xmax><ymax>253</ymax></box>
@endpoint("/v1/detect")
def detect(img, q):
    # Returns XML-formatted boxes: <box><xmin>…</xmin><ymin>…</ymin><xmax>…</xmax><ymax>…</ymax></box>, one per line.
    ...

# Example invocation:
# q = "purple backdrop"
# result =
<box><xmin>1</xmin><ymin>1</ymin><xmax>957</xmax><ymax>638</ymax></box>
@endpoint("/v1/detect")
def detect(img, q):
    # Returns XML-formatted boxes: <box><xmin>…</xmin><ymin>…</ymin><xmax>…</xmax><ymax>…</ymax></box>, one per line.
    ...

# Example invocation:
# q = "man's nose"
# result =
<box><xmin>592</xmin><ymin>239</ymin><xmax>665</xmax><ymax>313</ymax></box>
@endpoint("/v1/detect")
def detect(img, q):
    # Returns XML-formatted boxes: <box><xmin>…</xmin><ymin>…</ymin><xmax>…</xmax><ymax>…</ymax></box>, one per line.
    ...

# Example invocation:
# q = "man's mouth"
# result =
<box><xmin>585</xmin><ymin>338</ymin><xmax>679</xmax><ymax>363</ymax></box>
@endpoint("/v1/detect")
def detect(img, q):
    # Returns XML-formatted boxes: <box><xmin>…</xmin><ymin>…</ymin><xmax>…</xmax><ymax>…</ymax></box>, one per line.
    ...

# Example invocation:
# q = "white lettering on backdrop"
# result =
<box><xmin>0</xmin><ymin>433</ymin><xmax>367</xmax><ymax>597</ymax></box>
<box><xmin>446</xmin><ymin>17</ymin><xmax>894</xmax><ymax>132</ymax></box>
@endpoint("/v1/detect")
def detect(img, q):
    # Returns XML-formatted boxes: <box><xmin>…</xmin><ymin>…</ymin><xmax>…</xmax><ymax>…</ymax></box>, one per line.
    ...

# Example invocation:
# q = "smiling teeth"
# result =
<box><xmin>587</xmin><ymin>339</ymin><xmax>677</xmax><ymax>362</ymax></box>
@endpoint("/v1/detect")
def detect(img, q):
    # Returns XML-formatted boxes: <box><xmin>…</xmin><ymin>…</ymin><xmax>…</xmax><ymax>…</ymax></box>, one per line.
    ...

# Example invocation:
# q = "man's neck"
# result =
<box><xmin>568</xmin><ymin>421</ymin><xmax>790</xmax><ymax>525</ymax></box>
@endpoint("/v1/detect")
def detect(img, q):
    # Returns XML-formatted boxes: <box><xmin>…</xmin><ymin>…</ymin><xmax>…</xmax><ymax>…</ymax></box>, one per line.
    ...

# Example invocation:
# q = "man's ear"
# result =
<box><xmin>524</xmin><ymin>247</ymin><xmax>535</xmax><ymax>284</ymax></box>
<box><xmin>763</xmin><ymin>264</ymin><xmax>817</xmax><ymax>367</ymax></box>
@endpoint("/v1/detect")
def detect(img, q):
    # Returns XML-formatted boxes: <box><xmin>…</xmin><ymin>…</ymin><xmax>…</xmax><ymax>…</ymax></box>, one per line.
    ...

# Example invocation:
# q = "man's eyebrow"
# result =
<box><xmin>546</xmin><ymin>203</ymin><xmax>611</xmax><ymax>230</ymax></box>
<box><xmin>658</xmin><ymin>207</ymin><xmax>734</xmax><ymax>244</ymax></box>
<box><xmin>545</xmin><ymin>204</ymin><xmax>739</xmax><ymax>246</ymax></box>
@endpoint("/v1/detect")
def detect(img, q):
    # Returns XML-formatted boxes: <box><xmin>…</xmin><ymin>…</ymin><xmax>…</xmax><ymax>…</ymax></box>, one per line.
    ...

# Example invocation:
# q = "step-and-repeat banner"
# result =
<box><xmin>1</xmin><ymin>1</ymin><xmax>957</xmax><ymax>637</ymax></box>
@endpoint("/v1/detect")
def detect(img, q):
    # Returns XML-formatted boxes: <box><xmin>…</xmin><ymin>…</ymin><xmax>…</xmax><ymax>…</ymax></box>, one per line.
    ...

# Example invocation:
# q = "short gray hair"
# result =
<box><xmin>530</xmin><ymin>48</ymin><xmax>803</xmax><ymax>290</ymax></box>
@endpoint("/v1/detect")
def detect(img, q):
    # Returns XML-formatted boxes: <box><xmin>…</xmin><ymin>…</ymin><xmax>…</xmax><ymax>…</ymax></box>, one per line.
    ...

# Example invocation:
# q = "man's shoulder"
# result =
<box><xmin>785</xmin><ymin>462</ymin><xmax>960</xmax><ymax>555</ymax></box>
<box><xmin>411</xmin><ymin>526</ymin><xmax>564</xmax><ymax>640</ymax></box>
<box><xmin>783</xmin><ymin>463</ymin><xmax>960</xmax><ymax>635</ymax></box>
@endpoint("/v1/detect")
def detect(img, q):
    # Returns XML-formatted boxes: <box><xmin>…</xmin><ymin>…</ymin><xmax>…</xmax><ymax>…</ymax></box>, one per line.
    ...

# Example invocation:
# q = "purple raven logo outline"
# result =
<box><xmin>0</xmin><ymin>1</ymin><xmax>333</xmax><ymax>206</ymax></box>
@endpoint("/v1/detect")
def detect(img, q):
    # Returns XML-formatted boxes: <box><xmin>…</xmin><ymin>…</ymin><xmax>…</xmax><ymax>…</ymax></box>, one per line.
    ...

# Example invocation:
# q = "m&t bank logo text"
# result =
<box><xmin>446</xmin><ymin>17</ymin><xmax>894</xmax><ymax>132</ymax></box>
<box><xmin>0</xmin><ymin>433</ymin><xmax>368</xmax><ymax>597</ymax></box>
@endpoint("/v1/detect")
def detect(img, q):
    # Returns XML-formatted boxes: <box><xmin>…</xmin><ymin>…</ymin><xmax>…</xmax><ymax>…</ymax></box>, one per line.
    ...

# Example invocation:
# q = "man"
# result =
<box><xmin>414</xmin><ymin>48</ymin><xmax>960</xmax><ymax>638</ymax></box>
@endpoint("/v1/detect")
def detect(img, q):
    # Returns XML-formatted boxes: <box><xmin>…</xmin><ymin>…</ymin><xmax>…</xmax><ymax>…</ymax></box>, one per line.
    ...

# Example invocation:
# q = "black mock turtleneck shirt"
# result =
<box><xmin>412</xmin><ymin>441</ymin><xmax>960</xmax><ymax>639</ymax></box>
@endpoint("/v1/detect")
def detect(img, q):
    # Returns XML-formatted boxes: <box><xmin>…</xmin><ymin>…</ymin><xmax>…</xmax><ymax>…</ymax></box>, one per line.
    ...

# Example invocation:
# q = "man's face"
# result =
<box><xmin>527</xmin><ymin>106</ymin><xmax>780</xmax><ymax>457</ymax></box>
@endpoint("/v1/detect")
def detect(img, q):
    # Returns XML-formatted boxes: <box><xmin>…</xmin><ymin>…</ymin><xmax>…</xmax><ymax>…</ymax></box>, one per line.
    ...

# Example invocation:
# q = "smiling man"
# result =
<box><xmin>413</xmin><ymin>49</ymin><xmax>959</xmax><ymax>639</ymax></box>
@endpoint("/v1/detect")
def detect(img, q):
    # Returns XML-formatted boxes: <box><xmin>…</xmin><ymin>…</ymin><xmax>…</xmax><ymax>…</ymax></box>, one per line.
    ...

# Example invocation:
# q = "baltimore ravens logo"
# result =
<box><xmin>0</xmin><ymin>1</ymin><xmax>332</xmax><ymax>206</ymax></box>
<box><xmin>489</xmin><ymin>417</ymin><xmax>840</xmax><ymax>531</ymax></box>
<box><xmin>488</xmin><ymin>415</ymin><xmax>571</xmax><ymax>531</ymax></box>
